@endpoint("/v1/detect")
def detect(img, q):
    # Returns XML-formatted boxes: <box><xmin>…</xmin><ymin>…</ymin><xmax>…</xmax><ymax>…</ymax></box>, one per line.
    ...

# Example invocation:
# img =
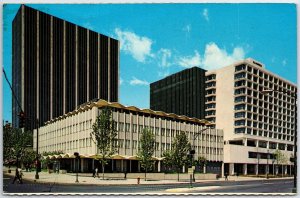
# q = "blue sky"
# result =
<box><xmin>2</xmin><ymin>3</ymin><xmax>297</xmax><ymax>122</ymax></box>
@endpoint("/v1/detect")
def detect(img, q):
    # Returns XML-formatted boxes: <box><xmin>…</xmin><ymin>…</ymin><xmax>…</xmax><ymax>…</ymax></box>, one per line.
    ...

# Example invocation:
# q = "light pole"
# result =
<box><xmin>267</xmin><ymin>149</ymin><xmax>269</xmax><ymax>179</ymax></box>
<box><xmin>35</xmin><ymin>119</ymin><xmax>40</xmax><ymax>179</ymax></box>
<box><xmin>74</xmin><ymin>152</ymin><xmax>79</xmax><ymax>183</ymax></box>
<box><xmin>272</xmin><ymin>157</ymin><xmax>275</xmax><ymax>176</ymax></box>
<box><xmin>191</xmin><ymin>127</ymin><xmax>209</xmax><ymax>182</ymax></box>
<box><xmin>262</xmin><ymin>89</ymin><xmax>297</xmax><ymax>192</ymax></box>
<box><xmin>257</xmin><ymin>153</ymin><xmax>260</xmax><ymax>176</ymax></box>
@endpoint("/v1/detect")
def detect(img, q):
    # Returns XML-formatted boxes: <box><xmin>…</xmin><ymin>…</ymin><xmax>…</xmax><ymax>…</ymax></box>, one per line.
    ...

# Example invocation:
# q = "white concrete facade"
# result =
<box><xmin>205</xmin><ymin>58</ymin><xmax>296</xmax><ymax>175</ymax></box>
<box><xmin>34</xmin><ymin>100</ymin><xmax>224</xmax><ymax>172</ymax></box>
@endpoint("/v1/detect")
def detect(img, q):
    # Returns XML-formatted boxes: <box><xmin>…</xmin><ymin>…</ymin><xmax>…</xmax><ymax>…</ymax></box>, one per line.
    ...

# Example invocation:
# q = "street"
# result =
<box><xmin>3</xmin><ymin>173</ymin><xmax>294</xmax><ymax>194</ymax></box>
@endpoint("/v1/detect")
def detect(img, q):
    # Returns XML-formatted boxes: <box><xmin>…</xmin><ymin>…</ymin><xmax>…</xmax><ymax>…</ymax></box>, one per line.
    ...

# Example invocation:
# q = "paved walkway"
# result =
<box><xmin>3</xmin><ymin>167</ymin><xmax>293</xmax><ymax>186</ymax></box>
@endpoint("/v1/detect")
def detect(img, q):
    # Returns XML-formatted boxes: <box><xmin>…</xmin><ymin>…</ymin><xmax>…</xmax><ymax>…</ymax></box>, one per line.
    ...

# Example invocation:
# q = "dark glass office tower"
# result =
<box><xmin>12</xmin><ymin>5</ymin><xmax>119</xmax><ymax>130</ymax></box>
<box><xmin>150</xmin><ymin>67</ymin><xmax>206</xmax><ymax>119</ymax></box>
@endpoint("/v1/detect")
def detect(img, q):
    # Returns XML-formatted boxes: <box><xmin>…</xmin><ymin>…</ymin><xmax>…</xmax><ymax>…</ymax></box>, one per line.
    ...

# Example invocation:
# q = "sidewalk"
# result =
<box><xmin>3</xmin><ymin>167</ymin><xmax>293</xmax><ymax>186</ymax></box>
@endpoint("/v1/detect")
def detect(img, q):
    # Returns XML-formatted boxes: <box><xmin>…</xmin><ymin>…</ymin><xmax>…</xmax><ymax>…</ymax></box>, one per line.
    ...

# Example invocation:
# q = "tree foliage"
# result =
<box><xmin>137</xmin><ymin>128</ymin><xmax>155</xmax><ymax>180</ymax></box>
<box><xmin>163</xmin><ymin>132</ymin><xmax>191</xmax><ymax>181</ymax></box>
<box><xmin>195</xmin><ymin>156</ymin><xmax>207</xmax><ymax>172</ymax></box>
<box><xmin>273</xmin><ymin>149</ymin><xmax>287</xmax><ymax>164</ymax></box>
<box><xmin>90</xmin><ymin>107</ymin><xmax>118</xmax><ymax>179</ymax></box>
<box><xmin>3</xmin><ymin>124</ymin><xmax>33</xmax><ymax>168</ymax></box>
<box><xmin>273</xmin><ymin>149</ymin><xmax>288</xmax><ymax>176</ymax></box>
<box><xmin>162</xmin><ymin>150</ymin><xmax>174</xmax><ymax>172</ymax></box>
<box><xmin>22</xmin><ymin>148</ymin><xmax>36</xmax><ymax>165</ymax></box>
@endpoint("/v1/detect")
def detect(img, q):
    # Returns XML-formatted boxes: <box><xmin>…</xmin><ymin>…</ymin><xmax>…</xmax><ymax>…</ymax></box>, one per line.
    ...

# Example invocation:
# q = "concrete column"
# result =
<box><xmin>81</xmin><ymin>158</ymin><xmax>84</xmax><ymax>172</ymax></box>
<box><xmin>138</xmin><ymin>162</ymin><xmax>141</xmax><ymax>172</ymax></box>
<box><xmin>229</xmin><ymin>163</ymin><xmax>234</xmax><ymax>176</ymax></box>
<box><xmin>182</xmin><ymin>165</ymin><xmax>185</xmax><ymax>173</ymax></box>
<box><xmin>204</xmin><ymin>164</ymin><xmax>207</xmax><ymax>174</ymax></box>
<box><xmin>265</xmin><ymin>164</ymin><xmax>268</xmax><ymax>174</ymax></box>
<box><xmin>284</xmin><ymin>165</ymin><xmax>287</xmax><ymax>175</ymax></box>
<box><xmin>255</xmin><ymin>164</ymin><xmax>259</xmax><ymax>175</ymax></box>
<box><xmin>243</xmin><ymin>164</ymin><xmax>248</xmax><ymax>175</ymax></box>
<box><xmin>221</xmin><ymin>163</ymin><xmax>224</xmax><ymax>177</ymax></box>
<box><xmin>121</xmin><ymin>160</ymin><xmax>124</xmax><ymax>172</ymax></box>
<box><xmin>158</xmin><ymin>161</ymin><xmax>161</xmax><ymax>173</ymax></box>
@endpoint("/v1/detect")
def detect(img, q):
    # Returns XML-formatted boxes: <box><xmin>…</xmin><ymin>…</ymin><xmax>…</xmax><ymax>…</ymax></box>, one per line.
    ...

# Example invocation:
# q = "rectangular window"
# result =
<box><xmin>161</xmin><ymin>128</ymin><xmax>165</xmax><ymax>136</ymax></box>
<box><xmin>125</xmin><ymin>123</ymin><xmax>130</xmax><ymax>132</ymax></box>
<box><xmin>155</xmin><ymin>127</ymin><xmax>159</xmax><ymax>136</ymax></box>
<box><xmin>125</xmin><ymin>140</ymin><xmax>130</xmax><ymax>149</ymax></box>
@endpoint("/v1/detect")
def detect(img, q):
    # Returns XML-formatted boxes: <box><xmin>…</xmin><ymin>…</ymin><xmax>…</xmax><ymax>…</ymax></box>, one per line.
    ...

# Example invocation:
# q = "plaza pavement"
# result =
<box><xmin>3</xmin><ymin>166</ymin><xmax>293</xmax><ymax>186</ymax></box>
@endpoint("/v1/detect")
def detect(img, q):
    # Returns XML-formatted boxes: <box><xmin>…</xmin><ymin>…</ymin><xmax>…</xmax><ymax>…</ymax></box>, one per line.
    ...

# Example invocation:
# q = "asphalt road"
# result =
<box><xmin>3</xmin><ymin>174</ymin><xmax>294</xmax><ymax>194</ymax></box>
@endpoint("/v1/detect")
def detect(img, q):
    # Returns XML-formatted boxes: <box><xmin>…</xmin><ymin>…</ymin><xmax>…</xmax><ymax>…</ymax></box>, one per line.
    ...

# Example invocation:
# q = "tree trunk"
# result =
<box><xmin>145</xmin><ymin>167</ymin><xmax>147</xmax><ymax>181</ymax></box>
<box><xmin>102</xmin><ymin>158</ymin><xmax>105</xmax><ymax>180</ymax></box>
<box><xmin>177</xmin><ymin>168</ymin><xmax>180</xmax><ymax>181</ymax></box>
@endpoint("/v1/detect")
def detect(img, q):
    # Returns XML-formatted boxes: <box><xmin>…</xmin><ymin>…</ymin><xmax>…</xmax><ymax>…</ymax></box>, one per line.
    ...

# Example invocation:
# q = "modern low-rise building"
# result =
<box><xmin>34</xmin><ymin>99</ymin><xmax>224</xmax><ymax>174</ymax></box>
<box><xmin>205</xmin><ymin>58</ymin><xmax>296</xmax><ymax>176</ymax></box>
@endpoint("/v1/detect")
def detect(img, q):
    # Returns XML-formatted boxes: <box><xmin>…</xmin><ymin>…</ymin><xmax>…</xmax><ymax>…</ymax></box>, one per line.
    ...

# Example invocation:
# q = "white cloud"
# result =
<box><xmin>202</xmin><ymin>8</ymin><xmax>209</xmax><ymax>21</ymax></box>
<box><xmin>183</xmin><ymin>24</ymin><xmax>191</xmax><ymax>33</ymax></box>
<box><xmin>115</xmin><ymin>28</ymin><xmax>154</xmax><ymax>63</ymax></box>
<box><xmin>129</xmin><ymin>77</ymin><xmax>149</xmax><ymax>86</ymax></box>
<box><xmin>282</xmin><ymin>59</ymin><xmax>287</xmax><ymax>66</ymax></box>
<box><xmin>83</xmin><ymin>22</ymin><xmax>94</xmax><ymax>30</ymax></box>
<box><xmin>271</xmin><ymin>57</ymin><xmax>276</xmax><ymax>63</ymax></box>
<box><xmin>158</xmin><ymin>71</ymin><xmax>170</xmax><ymax>78</ymax></box>
<box><xmin>120</xmin><ymin>78</ymin><xmax>124</xmax><ymax>85</ymax></box>
<box><xmin>177</xmin><ymin>50</ymin><xmax>201</xmax><ymax>68</ymax></box>
<box><xmin>158</xmin><ymin>48</ymin><xmax>172</xmax><ymax>67</ymax></box>
<box><xmin>176</xmin><ymin>42</ymin><xmax>245</xmax><ymax>70</ymax></box>
<box><xmin>201</xmin><ymin>42</ymin><xmax>245</xmax><ymax>70</ymax></box>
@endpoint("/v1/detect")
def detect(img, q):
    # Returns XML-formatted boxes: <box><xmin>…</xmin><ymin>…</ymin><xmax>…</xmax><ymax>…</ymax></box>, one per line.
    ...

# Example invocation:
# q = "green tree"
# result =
<box><xmin>162</xmin><ymin>150</ymin><xmax>174</xmax><ymax>172</ymax></box>
<box><xmin>3</xmin><ymin>124</ymin><xmax>33</xmax><ymax>169</ymax></box>
<box><xmin>163</xmin><ymin>132</ymin><xmax>191</xmax><ymax>181</ymax></box>
<box><xmin>274</xmin><ymin>149</ymin><xmax>288</xmax><ymax>176</ymax></box>
<box><xmin>21</xmin><ymin>148</ymin><xmax>36</xmax><ymax>171</ymax></box>
<box><xmin>90</xmin><ymin>107</ymin><xmax>118</xmax><ymax>179</ymax></box>
<box><xmin>137</xmin><ymin>128</ymin><xmax>155</xmax><ymax>181</ymax></box>
<box><xmin>196</xmin><ymin>156</ymin><xmax>207</xmax><ymax>173</ymax></box>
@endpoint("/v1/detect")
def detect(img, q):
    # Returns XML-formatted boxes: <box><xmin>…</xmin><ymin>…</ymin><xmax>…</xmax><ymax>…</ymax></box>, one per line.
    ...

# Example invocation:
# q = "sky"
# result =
<box><xmin>2</xmin><ymin>3</ymin><xmax>297</xmax><ymax>123</ymax></box>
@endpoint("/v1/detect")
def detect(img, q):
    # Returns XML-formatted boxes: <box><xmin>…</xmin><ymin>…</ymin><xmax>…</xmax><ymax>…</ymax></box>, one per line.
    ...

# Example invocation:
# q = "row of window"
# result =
<box><xmin>235</xmin><ymin>72</ymin><xmax>296</xmax><ymax>92</ymax></box>
<box><xmin>235</xmin><ymin>95</ymin><xmax>295</xmax><ymax>110</ymax></box>
<box><xmin>235</xmin><ymin>64</ymin><xmax>296</xmax><ymax>92</ymax></box>
<box><xmin>235</xmin><ymin>120</ymin><xmax>294</xmax><ymax>133</ymax></box>
<box><xmin>234</xmin><ymin>104</ymin><xmax>295</xmax><ymax>118</ymax></box>
<box><xmin>234</xmin><ymin>87</ymin><xmax>295</xmax><ymax>105</ymax></box>
<box><xmin>234</xmin><ymin>127</ymin><xmax>294</xmax><ymax>141</ymax></box>
<box><xmin>43</xmin><ymin>119</ymin><xmax>93</xmax><ymax>138</ymax></box>
<box><xmin>234</xmin><ymin>112</ymin><xmax>295</xmax><ymax>126</ymax></box>
<box><xmin>41</xmin><ymin>137</ymin><xmax>94</xmax><ymax>151</ymax></box>
<box><xmin>206</xmin><ymin>74</ymin><xmax>216</xmax><ymax>81</ymax></box>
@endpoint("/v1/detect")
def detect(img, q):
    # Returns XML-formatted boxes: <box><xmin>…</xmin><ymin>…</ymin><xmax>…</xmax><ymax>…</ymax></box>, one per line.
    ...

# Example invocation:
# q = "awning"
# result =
<box><xmin>42</xmin><ymin>153</ymin><xmax>164</xmax><ymax>160</ymax></box>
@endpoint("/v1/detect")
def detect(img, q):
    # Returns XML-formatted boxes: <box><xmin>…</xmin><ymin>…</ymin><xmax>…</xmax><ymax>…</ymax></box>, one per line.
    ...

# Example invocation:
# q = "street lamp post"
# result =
<box><xmin>262</xmin><ymin>89</ymin><xmax>297</xmax><ymax>193</ymax></box>
<box><xmin>272</xmin><ymin>158</ymin><xmax>275</xmax><ymax>176</ymax></box>
<box><xmin>267</xmin><ymin>149</ymin><xmax>269</xmax><ymax>179</ymax></box>
<box><xmin>35</xmin><ymin>119</ymin><xmax>39</xmax><ymax>179</ymax></box>
<box><xmin>74</xmin><ymin>152</ymin><xmax>80</xmax><ymax>183</ymax></box>
<box><xmin>191</xmin><ymin>127</ymin><xmax>209</xmax><ymax>182</ymax></box>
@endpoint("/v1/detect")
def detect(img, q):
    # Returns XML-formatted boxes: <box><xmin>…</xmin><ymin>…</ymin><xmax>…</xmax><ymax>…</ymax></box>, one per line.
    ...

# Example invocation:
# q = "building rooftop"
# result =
<box><xmin>45</xmin><ymin>99</ymin><xmax>213</xmax><ymax>126</ymax></box>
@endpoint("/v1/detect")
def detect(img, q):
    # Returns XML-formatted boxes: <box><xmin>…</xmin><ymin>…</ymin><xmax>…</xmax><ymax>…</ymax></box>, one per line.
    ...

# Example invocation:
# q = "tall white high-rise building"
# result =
<box><xmin>205</xmin><ymin>58</ymin><xmax>296</xmax><ymax>176</ymax></box>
